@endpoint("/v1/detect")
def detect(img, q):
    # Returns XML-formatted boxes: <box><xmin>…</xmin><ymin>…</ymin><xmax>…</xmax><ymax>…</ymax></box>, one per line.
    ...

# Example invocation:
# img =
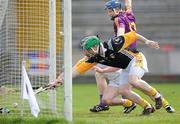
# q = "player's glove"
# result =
<box><xmin>86</xmin><ymin>54</ymin><xmax>100</xmax><ymax>63</ymax></box>
<box><xmin>49</xmin><ymin>78</ymin><xmax>63</xmax><ymax>88</ymax></box>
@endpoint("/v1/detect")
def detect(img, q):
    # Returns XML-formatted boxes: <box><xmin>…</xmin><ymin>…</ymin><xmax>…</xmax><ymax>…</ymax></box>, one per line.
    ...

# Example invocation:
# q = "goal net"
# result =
<box><xmin>0</xmin><ymin>0</ymin><xmax>72</xmax><ymax>120</ymax></box>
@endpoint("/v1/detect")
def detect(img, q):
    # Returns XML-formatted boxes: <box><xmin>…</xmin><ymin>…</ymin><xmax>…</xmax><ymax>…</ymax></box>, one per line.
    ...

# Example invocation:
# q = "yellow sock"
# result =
<box><xmin>139</xmin><ymin>98</ymin><xmax>151</xmax><ymax>109</ymax></box>
<box><xmin>148</xmin><ymin>87</ymin><xmax>158</xmax><ymax>97</ymax></box>
<box><xmin>123</xmin><ymin>99</ymin><xmax>133</xmax><ymax>107</ymax></box>
<box><xmin>162</xmin><ymin>98</ymin><xmax>169</xmax><ymax>108</ymax></box>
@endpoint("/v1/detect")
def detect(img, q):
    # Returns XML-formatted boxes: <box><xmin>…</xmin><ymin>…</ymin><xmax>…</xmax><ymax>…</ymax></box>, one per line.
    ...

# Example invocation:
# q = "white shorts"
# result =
<box><xmin>96</xmin><ymin>64</ymin><xmax>128</xmax><ymax>87</ymax></box>
<box><xmin>127</xmin><ymin>52</ymin><xmax>148</xmax><ymax>77</ymax></box>
<box><xmin>109</xmin><ymin>52</ymin><xmax>148</xmax><ymax>87</ymax></box>
<box><xmin>108</xmin><ymin>71</ymin><xmax>129</xmax><ymax>87</ymax></box>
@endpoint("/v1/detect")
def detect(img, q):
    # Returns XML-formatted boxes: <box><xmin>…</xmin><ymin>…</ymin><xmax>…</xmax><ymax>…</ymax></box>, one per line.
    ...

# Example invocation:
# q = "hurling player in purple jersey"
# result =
<box><xmin>113</xmin><ymin>5</ymin><xmax>137</xmax><ymax>49</ymax></box>
<box><xmin>90</xmin><ymin>0</ymin><xmax>175</xmax><ymax>113</ymax></box>
<box><xmin>90</xmin><ymin>0</ymin><xmax>138</xmax><ymax>113</ymax></box>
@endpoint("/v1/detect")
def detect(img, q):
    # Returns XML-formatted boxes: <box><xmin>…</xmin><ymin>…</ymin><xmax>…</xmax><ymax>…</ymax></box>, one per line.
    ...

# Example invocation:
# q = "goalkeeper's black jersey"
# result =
<box><xmin>86</xmin><ymin>41</ymin><xmax>135</xmax><ymax>69</ymax></box>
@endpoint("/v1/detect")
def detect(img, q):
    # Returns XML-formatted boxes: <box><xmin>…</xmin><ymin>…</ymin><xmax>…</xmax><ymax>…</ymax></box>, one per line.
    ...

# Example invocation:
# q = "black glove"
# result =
<box><xmin>86</xmin><ymin>54</ymin><xmax>100</xmax><ymax>63</ymax></box>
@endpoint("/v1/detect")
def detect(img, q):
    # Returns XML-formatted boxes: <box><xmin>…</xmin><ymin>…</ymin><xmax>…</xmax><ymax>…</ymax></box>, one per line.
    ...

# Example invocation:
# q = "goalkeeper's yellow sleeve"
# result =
<box><xmin>75</xmin><ymin>57</ymin><xmax>97</xmax><ymax>74</ymax></box>
<box><xmin>121</xmin><ymin>31</ymin><xmax>137</xmax><ymax>49</ymax></box>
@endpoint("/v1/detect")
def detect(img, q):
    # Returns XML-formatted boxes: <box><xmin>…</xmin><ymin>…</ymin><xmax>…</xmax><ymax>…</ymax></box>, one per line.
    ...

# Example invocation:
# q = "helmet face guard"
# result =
<box><xmin>81</xmin><ymin>36</ymin><xmax>101</xmax><ymax>57</ymax></box>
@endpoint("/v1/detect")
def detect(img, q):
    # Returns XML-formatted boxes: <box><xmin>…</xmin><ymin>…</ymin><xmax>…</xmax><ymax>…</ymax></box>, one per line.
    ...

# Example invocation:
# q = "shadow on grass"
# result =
<box><xmin>45</xmin><ymin>119</ymin><xmax>65</xmax><ymax>124</ymax></box>
<box><xmin>0</xmin><ymin>117</ymin><xmax>68</xmax><ymax>124</ymax></box>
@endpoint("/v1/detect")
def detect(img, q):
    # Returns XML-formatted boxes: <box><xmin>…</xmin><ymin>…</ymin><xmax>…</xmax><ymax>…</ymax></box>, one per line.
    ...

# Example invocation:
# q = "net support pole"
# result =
<box><xmin>0</xmin><ymin>0</ymin><xmax>8</xmax><ymax>28</ymax></box>
<box><xmin>63</xmin><ymin>0</ymin><xmax>73</xmax><ymax>122</ymax></box>
<box><xmin>49</xmin><ymin>0</ymin><xmax>56</xmax><ymax>113</ymax></box>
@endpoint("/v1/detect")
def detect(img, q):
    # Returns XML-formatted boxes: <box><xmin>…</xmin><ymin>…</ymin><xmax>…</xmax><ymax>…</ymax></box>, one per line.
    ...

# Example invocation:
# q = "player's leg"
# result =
<box><xmin>102</xmin><ymin>85</ymin><xmax>120</xmax><ymax>105</ymax></box>
<box><xmin>89</xmin><ymin>71</ymin><xmax>135</xmax><ymax>113</ymax></box>
<box><xmin>102</xmin><ymin>79</ymin><xmax>138</xmax><ymax>114</ymax></box>
<box><xmin>89</xmin><ymin>72</ymin><xmax>109</xmax><ymax>112</ymax></box>
<box><xmin>128</xmin><ymin>75</ymin><xmax>162</xmax><ymax>109</ymax></box>
<box><xmin>127</xmin><ymin>53</ymin><xmax>163</xmax><ymax>109</ymax></box>
<box><xmin>127</xmin><ymin>55</ymin><xmax>163</xmax><ymax>110</ymax></box>
<box><xmin>102</xmin><ymin>84</ymin><xmax>138</xmax><ymax>113</ymax></box>
<box><xmin>116</xmin><ymin>71</ymin><xmax>154</xmax><ymax>115</ymax></box>
<box><xmin>119</xmin><ymin>85</ymin><xmax>155</xmax><ymax>115</ymax></box>
<box><xmin>103</xmin><ymin>83</ymin><xmax>154</xmax><ymax>115</ymax></box>
<box><xmin>148</xmin><ymin>93</ymin><xmax>175</xmax><ymax>113</ymax></box>
<box><xmin>95</xmin><ymin>72</ymin><xmax>107</xmax><ymax>106</ymax></box>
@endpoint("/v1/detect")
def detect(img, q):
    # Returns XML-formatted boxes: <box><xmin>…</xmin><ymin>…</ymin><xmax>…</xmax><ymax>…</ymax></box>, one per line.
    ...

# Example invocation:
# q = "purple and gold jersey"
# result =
<box><xmin>113</xmin><ymin>11</ymin><xmax>137</xmax><ymax>49</ymax></box>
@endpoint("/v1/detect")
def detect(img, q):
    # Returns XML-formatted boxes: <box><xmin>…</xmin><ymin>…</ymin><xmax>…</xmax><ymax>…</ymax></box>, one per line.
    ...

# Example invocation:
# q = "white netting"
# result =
<box><xmin>0</xmin><ymin>0</ymin><xmax>64</xmax><ymax>118</ymax></box>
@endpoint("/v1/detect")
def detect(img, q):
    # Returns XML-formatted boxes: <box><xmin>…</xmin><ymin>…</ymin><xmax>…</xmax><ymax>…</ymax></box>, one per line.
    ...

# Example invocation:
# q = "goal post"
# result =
<box><xmin>49</xmin><ymin>0</ymin><xmax>57</xmax><ymax>113</ymax></box>
<box><xmin>0</xmin><ymin>0</ymin><xmax>72</xmax><ymax>121</ymax></box>
<box><xmin>63</xmin><ymin>0</ymin><xmax>73</xmax><ymax>122</ymax></box>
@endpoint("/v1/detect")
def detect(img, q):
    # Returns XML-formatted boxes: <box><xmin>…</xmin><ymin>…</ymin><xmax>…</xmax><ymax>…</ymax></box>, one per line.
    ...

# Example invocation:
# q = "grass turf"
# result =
<box><xmin>0</xmin><ymin>83</ymin><xmax>179</xmax><ymax>124</ymax></box>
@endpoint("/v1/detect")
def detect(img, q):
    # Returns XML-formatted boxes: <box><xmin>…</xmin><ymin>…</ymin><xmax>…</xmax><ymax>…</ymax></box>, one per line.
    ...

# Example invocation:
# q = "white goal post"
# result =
<box><xmin>63</xmin><ymin>0</ymin><xmax>72</xmax><ymax>122</ymax></box>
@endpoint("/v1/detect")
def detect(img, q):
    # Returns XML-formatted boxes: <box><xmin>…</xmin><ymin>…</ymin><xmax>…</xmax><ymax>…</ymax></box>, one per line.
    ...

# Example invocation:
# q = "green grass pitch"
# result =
<box><xmin>0</xmin><ymin>83</ymin><xmax>179</xmax><ymax>124</ymax></box>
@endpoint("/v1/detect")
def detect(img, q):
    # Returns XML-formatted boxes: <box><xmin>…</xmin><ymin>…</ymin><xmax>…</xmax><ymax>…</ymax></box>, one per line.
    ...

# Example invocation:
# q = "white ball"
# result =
<box><xmin>13</xmin><ymin>102</ymin><xmax>18</xmax><ymax>108</ymax></box>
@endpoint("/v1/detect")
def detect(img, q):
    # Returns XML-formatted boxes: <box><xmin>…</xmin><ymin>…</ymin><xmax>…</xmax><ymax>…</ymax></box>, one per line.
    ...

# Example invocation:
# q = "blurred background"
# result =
<box><xmin>72</xmin><ymin>0</ymin><xmax>180</xmax><ymax>83</ymax></box>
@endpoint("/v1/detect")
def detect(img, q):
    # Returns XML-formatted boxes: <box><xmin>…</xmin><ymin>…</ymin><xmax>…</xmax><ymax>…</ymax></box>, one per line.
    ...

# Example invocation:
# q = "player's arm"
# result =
<box><xmin>117</xmin><ymin>27</ymin><xmax>125</xmax><ymax>36</ymax></box>
<box><xmin>93</xmin><ymin>66</ymin><xmax>121</xmax><ymax>73</ymax></box>
<box><xmin>122</xmin><ymin>31</ymin><xmax>160</xmax><ymax>49</ymax></box>
<box><xmin>49</xmin><ymin>56</ymin><xmax>97</xmax><ymax>86</ymax></box>
<box><xmin>49</xmin><ymin>68</ymin><xmax>78</xmax><ymax>86</ymax></box>
<box><xmin>75</xmin><ymin>56</ymin><xmax>97</xmax><ymax>74</ymax></box>
<box><xmin>125</xmin><ymin>0</ymin><xmax>132</xmax><ymax>12</ymax></box>
<box><xmin>114</xmin><ymin>18</ymin><xmax>125</xmax><ymax>36</ymax></box>
<box><xmin>56</xmin><ymin>57</ymin><xmax>90</xmax><ymax>81</ymax></box>
<box><xmin>136</xmin><ymin>33</ymin><xmax>160</xmax><ymax>49</ymax></box>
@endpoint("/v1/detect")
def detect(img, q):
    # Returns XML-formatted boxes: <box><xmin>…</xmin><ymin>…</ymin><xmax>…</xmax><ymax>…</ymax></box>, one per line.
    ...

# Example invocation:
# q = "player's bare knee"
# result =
<box><xmin>102</xmin><ymin>97</ymin><xmax>111</xmax><ymax>105</ymax></box>
<box><xmin>121</xmin><ymin>89</ymin><xmax>131</xmax><ymax>97</ymax></box>
<box><xmin>128</xmin><ymin>76</ymin><xmax>139</xmax><ymax>87</ymax></box>
<box><xmin>95</xmin><ymin>72</ymin><xmax>103</xmax><ymax>78</ymax></box>
<box><xmin>118</xmin><ymin>88</ymin><xmax>126</xmax><ymax>94</ymax></box>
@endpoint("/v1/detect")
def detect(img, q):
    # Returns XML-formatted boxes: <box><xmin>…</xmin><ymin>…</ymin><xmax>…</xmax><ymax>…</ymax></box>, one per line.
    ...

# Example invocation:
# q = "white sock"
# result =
<box><xmin>154</xmin><ymin>92</ymin><xmax>161</xmax><ymax>98</ymax></box>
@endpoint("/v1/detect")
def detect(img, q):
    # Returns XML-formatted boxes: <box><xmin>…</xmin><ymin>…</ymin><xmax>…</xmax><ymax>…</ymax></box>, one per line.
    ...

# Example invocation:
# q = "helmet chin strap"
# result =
<box><xmin>90</xmin><ymin>45</ymin><xmax>99</xmax><ymax>54</ymax></box>
<box><xmin>91</xmin><ymin>44</ymin><xmax>100</xmax><ymax>54</ymax></box>
<box><xmin>113</xmin><ymin>8</ymin><xmax>120</xmax><ymax>14</ymax></box>
<box><xmin>111</xmin><ymin>9</ymin><xmax>120</xmax><ymax>20</ymax></box>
